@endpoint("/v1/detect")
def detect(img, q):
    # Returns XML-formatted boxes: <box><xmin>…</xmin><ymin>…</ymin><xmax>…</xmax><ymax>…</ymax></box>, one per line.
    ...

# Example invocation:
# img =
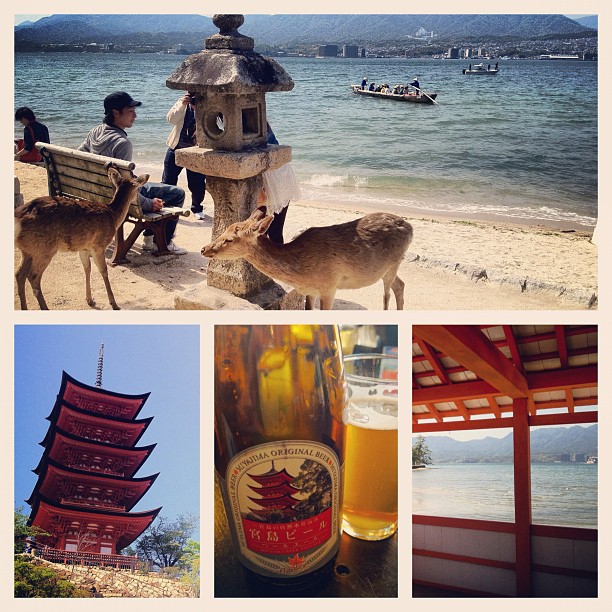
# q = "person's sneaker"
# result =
<box><xmin>195</xmin><ymin>211</ymin><xmax>206</xmax><ymax>221</ymax></box>
<box><xmin>142</xmin><ymin>235</ymin><xmax>155</xmax><ymax>252</ymax></box>
<box><xmin>167</xmin><ymin>241</ymin><xmax>187</xmax><ymax>255</ymax></box>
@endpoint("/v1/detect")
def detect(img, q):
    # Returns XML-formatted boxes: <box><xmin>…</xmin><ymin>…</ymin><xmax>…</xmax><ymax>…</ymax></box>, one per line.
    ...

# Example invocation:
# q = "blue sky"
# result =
<box><xmin>14</xmin><ymin>325</ymin><xmax>200</xmax><ymax>531</ymax></box>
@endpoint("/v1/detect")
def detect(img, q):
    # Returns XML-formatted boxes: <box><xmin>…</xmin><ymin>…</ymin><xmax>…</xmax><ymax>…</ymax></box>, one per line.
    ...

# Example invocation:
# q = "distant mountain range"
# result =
<box><xmin>574</xmin><ymin>15</ymin><xmax>598</xmax><ymax>30</ymax></box>
<box><xmin>14</xmin><ymin>14</ymin><xmax>596</xmax><ymax>48</ymax></box>
<box><xmin>422</xmin><ymin>425</ymin><xmax>597</xmax><ymax>463</ymax></box>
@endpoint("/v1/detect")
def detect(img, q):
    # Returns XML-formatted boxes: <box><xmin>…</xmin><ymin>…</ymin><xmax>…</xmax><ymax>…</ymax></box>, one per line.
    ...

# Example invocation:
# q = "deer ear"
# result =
<box><xmin>250</xmin><ymin>206</ymin><xmax>267</xmax><ymax>220</ymax></box>
<box><xmin>257</xmin><ymin>215</ymin><xmax>274</xmax><ymax>235</ymax></box>
<box><xmin>107</xmin><ymin>167</ymin><xmax>121</xmax><ymax>186</ymax></box>
<box><xmin>137</xmin><ymin>174</ymin><xmax>149</xmax><ymax>187</ymax></box>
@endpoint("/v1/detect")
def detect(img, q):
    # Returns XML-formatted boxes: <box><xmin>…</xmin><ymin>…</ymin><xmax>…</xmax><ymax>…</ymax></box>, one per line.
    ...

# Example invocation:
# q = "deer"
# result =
<box><xmin>201</xmin><ymin>207</ymin><xmax>413</xmax><ymax>310</ymax></box>
<box><xmin>15</xmin><ymin>167</ymin><xmax>149</xmax><ymax>310</ymax></box>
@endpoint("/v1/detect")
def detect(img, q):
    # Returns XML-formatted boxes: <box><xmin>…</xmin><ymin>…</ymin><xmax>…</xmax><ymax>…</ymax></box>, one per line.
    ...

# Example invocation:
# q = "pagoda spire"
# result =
<box><xmin>96</xmin><ymin>343</ymin><xmax>104</xmax><ymax>388</ymax></box>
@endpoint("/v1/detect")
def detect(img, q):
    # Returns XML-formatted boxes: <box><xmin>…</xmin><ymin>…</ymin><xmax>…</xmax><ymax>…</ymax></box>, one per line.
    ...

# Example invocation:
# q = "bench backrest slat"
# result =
<box><xmin>36</xmin><ymin>142</ymin><xmax>142</xmax><ymax>214</ymax></box>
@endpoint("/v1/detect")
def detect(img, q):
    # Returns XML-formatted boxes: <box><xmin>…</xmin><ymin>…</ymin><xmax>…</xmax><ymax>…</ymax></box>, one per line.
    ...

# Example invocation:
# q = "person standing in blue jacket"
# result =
<box><xmin>162</xmin><ymin>93</ymin><xmax>207</xmax><ymax>221</ymax></box>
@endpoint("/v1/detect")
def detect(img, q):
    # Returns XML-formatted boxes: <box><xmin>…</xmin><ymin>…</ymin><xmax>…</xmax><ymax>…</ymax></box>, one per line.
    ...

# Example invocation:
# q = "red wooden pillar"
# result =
<box><xmin>513</xmin><ymin>398</ymin><xmax>532</xmax><ymax>596</ymax></box>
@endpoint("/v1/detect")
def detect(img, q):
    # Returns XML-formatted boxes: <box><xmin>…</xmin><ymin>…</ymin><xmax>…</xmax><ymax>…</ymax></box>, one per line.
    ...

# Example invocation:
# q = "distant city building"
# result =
<box><xmin>317</xmin><ymin>44</ymin><xmax>339</xmax><ymax>58</ymax></box>
<box><xmin>343</xmin><ymin>44</ymin><xmax>358</xmax><ymax>58</ymax></box>
<box><xmin>447</xmin><ymin>47</ymin><xmax>459</xmax><ymax>59</ymax></box>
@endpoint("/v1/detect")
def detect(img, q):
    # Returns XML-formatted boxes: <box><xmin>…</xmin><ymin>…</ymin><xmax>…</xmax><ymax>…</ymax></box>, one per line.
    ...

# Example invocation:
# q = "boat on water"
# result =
<box><xmin>351</xmin><ymin>84</ymin><xmax>438</xmax><ymax>104</ymax></box>
<box><xmin>463</xmin><ymin>62</ymin><xmax>499</xmax><ymax>75</ymax></box>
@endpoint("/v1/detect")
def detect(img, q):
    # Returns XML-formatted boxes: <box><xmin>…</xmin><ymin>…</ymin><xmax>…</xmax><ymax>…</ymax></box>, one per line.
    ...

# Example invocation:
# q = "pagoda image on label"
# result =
<box><xmin>26</xmin><ymin>345</ymin><xmax>161</xmax><ymax>569</ymax></box>
<box><xmin>246</xmin><ymin>462</ymin><xmax>301</xmax><ymax>521</ymax></box>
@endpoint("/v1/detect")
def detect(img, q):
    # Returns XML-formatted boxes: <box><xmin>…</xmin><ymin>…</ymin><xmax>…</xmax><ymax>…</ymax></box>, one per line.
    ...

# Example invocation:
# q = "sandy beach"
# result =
<box><xmin>13</xmin><ymin>161</ymin><xmax>597</xmax><ymax>311</ymax></box>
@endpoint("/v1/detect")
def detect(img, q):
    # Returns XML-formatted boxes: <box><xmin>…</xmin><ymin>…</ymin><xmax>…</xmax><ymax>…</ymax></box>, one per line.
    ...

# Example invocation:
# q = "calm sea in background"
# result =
<box><xmin>413</xmin><ymin>463</ymin><xmax>597</xmax><ymax>527</ymax></box>
<box><xmin>15</xmin><ymin>53</ymin><xmax>597</xmax><ymax>228</ymax></box>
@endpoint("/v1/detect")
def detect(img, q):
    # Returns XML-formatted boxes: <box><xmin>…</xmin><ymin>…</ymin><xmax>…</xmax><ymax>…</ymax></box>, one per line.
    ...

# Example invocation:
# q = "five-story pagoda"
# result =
<box><xmin>26</xmin><ymin>346</ymin><xmax>161</xmax><ymax>568</ymax></box>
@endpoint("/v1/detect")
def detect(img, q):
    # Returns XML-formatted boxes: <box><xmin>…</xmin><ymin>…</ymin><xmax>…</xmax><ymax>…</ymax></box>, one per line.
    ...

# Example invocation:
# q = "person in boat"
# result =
<box><xmin>361</xmin><ymin>76</ymin><xmax>368</xmax><ymax>90</ymax></box>
<box><xmin>369</xmin><ymin>82</ymin><xmax>375</xmax><ymax>91</ymax></box>
<box><xmin>408</xmin><ymin>77</ymin><xmax>420</xmax><ymax>93</ymax></box>
<box><xmin>488</xmin><ymin>64</ymin><xmax>491</xmax><ymax>71</ymax></box>
<box><xmin>495</xmin><ymin>62</ymin><xmax>499</xmax><ymax>70</ymax></box>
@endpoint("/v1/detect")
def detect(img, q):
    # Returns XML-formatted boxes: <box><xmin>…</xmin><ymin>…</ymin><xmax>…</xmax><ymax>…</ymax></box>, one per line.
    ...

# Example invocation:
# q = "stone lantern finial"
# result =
<box><xmin>206</xmin><ymin>14</ymin><xmax>254</xmax><ymax>51</ymax></box>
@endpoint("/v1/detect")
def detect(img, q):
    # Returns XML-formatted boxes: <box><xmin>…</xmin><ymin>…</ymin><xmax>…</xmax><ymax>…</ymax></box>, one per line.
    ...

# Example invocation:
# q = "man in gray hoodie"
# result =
<box><xmin>79</xmin><ymin>91</ymin><xmax>187</xmax><ymax>255</ymax></box>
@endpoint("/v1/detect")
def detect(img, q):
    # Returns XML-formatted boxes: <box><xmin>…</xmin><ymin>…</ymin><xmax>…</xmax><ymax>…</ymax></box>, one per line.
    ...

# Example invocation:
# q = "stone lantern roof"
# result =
<box><xmin>166</xmin><ymin>14</ymin><xmax>294</xmax><ymax>95</ymax></box>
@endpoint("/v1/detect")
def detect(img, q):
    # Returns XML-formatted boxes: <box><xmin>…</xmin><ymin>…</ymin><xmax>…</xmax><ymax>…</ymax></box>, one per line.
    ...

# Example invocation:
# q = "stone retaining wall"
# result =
<box><xmin>24</xmin><ymin>556</ymin><xmax>197</xmax><ymax>598</ymax></box>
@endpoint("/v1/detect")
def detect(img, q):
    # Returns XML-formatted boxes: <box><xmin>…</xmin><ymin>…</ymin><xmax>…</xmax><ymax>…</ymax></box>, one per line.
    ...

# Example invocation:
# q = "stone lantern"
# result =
<box><xmin>166</xmin><ymin>14</ymin><xmax>296</xmax><ymax>309</ymax></box>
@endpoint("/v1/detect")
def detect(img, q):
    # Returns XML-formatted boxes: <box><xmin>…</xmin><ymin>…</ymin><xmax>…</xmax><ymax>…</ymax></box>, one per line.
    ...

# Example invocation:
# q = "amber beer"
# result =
<box><xmin>214</xmin><ymin>325</ymin><xmax>347</xmax><ymax>589</ymax></box>
<box><xmin>341</xmin><ymin>354</ymin><xmax>398</xmax><ymax>540</ymax></box>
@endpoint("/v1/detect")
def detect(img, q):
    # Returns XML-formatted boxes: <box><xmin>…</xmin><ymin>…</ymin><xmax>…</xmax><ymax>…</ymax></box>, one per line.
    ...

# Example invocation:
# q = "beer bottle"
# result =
<box><xmin>214</xmin><ymin>325</ymin><xmax>346</xmax><ymax>591</ymax></box>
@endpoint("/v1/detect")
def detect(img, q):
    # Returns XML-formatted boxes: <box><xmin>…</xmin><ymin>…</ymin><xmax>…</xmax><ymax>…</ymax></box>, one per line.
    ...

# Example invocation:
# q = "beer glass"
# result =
<box><xmin>341</xmin><ymin>353</ymin><xmax>398</xmax><ymax>540</ymax></box>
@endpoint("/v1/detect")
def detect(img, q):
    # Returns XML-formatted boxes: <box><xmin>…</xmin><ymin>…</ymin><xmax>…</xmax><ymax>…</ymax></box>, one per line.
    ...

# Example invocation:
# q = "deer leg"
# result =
<box><xmin>91</xmin><ymin>249</ymin><xmax>120</xmax><ymax>310</ymax></box>
<box><xmin>391</xmin><ymin>276</ymin><xmax>405</xmax><ymax>310</ymax></box>
<box><xmin>27</xmin><ymin>252</ymin><xmax>55</xmax><ymax>310</ymax></box>
<box><xmin>305</xmin><ymin>295</ymin><xmax>317</xmax><ymax>310</ymax></box>
<box><xmin>16</xmin><ymin>253</ymin><xmax>33</xmax><ymax>310</ymax></box>
<box><xmin>383</xmin><ymin>264</ymin><xmax>403</xmax><ymax>310</ymax></box>
<box><xmin>319</xmin><ymin>293</ymin><xmax>336</xmax><ymax>310</ymax></box>
<box><xmin>78</xmin><ymin>250</ymin><xmax>96</xmax><ymax>308</ymax></box>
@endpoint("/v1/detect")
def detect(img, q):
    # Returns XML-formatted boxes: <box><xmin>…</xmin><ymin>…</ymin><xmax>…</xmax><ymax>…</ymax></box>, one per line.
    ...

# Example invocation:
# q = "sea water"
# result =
<box><xmin>14</xmin><ymin>53</ymin><xmax>597</xmax><ymax>229</ymax></box>
<box><xmin>412</xmin><ymin>462</ymin><xmax>597</xmax><ymax>527</ymax></box>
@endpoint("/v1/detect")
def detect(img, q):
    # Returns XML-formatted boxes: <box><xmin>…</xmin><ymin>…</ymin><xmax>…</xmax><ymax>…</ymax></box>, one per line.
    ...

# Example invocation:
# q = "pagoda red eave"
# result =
<box><xmin>26</xmin><ymin>458</ymin><xmax>159</xmax><ymax>512</ymax></box>
<box><xmin>34</xmin><ymin>428</ymin><xmax>156</xmax><ymax>478</ymax></box>
<box><xmin>57</xmin><ymin>371</ymin><xmax>150</xmax><ymax>420</ymax></box>
<box><xmin>44</xmin><ymin>402</ymin><xmax>153</xmax><ymax>447</ymax></box>
<box><xmin>30</xmin><ymin>496</ymin><xmax>161</xmax><ymax>552</ymax></box>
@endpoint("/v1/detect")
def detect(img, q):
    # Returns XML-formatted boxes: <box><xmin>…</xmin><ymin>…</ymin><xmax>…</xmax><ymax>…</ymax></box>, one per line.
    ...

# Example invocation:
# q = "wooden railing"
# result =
<box><xmin>36</xmin><ymin>547</ymin><xmax>138</xmax><ymax>571</ymax></box>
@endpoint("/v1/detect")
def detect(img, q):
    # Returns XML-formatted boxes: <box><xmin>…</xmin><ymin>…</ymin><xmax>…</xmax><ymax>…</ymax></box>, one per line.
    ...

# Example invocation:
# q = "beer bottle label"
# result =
<box><xmin>224</xmin><ymin>440</ymin><xmax>341</xmax><ymax>577</ymax></box>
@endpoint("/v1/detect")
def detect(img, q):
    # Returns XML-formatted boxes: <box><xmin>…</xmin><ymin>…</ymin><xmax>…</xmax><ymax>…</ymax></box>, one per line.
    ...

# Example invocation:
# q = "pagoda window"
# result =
<box><xmin>100</xmin><ymin>543</ymin><xmax>113</xmax><ymax>554</ymax></box>
<box><xmin>65</xmin><ymin>541</ymin><xmax>78</xmax><ymax>552</ymax></box>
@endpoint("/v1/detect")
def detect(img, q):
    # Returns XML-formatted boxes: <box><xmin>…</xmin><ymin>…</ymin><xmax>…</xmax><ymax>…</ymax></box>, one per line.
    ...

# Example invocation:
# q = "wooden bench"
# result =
<box><xmin>36</xmin><ymin>142</ymin><xmax>190</xmax><ymax>265</ymax></box>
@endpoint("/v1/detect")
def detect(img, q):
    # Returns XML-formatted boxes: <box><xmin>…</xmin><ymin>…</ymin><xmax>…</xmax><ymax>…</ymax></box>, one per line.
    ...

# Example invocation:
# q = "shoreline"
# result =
<box><xmin>14</xmin><ymin>161</ymin><xmax>598</xmax><ymax>311</ymax></box>
<box><xmin>134</xmin><ymin>161</ymin><xmax>596</xmax><ymax>233</ymax></box>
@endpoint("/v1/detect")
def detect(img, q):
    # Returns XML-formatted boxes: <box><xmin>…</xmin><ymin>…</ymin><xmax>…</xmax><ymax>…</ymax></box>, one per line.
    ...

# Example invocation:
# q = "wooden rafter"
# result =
<box><xmin>416</xmin><ymin>339</ymin><xmax>450</xmax><ymax>384</ymax></box>
<box><xmin>486</xmin><ymin>395</ymin><xmax>502</xmax><ymax>418</ymax></box>
<box><xmin>413</xmin><ymin>325</ymin><xmax>528</xmax><ymax>398</ymax></box>
<box><xmin>555</xmin><ymin>325</ymin><xmax>569</xmax><ymax>368</ymax></box>
<box><xmin>424</xmin><ymin>402</ymin><xmax>444</xmax><ymax>422</ymax></box>
<box><xmin>455</xmin><ymin>399</ymin><xmax>471</xmax><ymax>421</ymax></box>
<box><xmin>502</xmin><ymin>325</ymin><xmax>523</xmax><ymax>373</ymax></box>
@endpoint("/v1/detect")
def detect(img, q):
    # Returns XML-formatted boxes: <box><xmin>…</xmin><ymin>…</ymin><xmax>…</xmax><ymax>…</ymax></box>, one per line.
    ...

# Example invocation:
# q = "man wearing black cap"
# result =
<box><xmin>78</xmin><ymin>91</ymin><xmax>187</xmax><ymax>255</ymax></box>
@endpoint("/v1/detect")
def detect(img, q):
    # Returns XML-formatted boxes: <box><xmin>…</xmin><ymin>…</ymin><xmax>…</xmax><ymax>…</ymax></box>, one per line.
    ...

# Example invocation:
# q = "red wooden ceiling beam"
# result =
<box><xmin>486</xmin><ymin>395</ymin><xmax>502</xmax><ymax>418</ymax></box>
<box><xmin>455</xmin><ymin>399</ymin><xmax>472</xmax><ymax>421</ymax></box>
<box><xmin>416</xmin><ymin>339</ymin><xmax>450</xmax><ymax>385</ymax></box>
<box><xmin>503</xmin><ymin>325</ymin><xmax>525</xmax><ymax>374</ymax></box>
<box><xmin>413</xmin><ymin>380</ymin><xmax>499</xmax><ymax>404</ymax></box>
<box><xmin>555</xmin><ymin>326</ymin><xmax>569</xmax><ymax>368</ymax></box>
<box><xmin>413</xmin><ymin>325</ymin><xmax>528</xmax><ymax>398</ymax></box>
<box><xmin>424</xmin><ymin>402</ymin><xmax>444</xmax><ymax>422</ymax></box>
<box><xmin>526</xmin><ymin>365</ymin><xmax>597</xmax><ymax>391</ymax></box>
<box><xmin>414</xmin><ymin>417</ymin><xmax>514</xmax><ymax>433</ymax></box>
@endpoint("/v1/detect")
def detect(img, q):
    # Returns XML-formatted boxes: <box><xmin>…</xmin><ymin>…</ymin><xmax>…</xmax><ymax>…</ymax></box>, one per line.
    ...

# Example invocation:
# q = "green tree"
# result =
<box><xmin>412</xmin><ymin>435</ymin><xmax>433</xmax><ymax>466</ymax></box>
<box><xmin>292</xmin><ymin>459</ymin><xmax>332</xmax><ymax>519</ymax></box>
<box><xmin>14</xmin><ymin>507</ymin><xmax>50</xmax><ymax>554</ymax></box>
<box><xmin>130</xmin><ymin>514</ymin><xmax>198</xmax><ymax>571</ymax></box>
<box><xmin>179</xmin><ymin>539</ymin><xmax>200</xmax><ymax>596</ymax></box>
<box><xmin>14</xmin><ymin>557</ymin><xmax>90</xmax><ymax>598</ymax></box>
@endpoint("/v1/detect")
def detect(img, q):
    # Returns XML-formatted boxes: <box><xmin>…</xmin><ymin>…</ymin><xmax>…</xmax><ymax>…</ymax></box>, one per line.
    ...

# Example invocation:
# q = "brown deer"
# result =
<box><xmin>202</xmin><ymin>207</ymin><xmax>413</xmax><ymax>310</ymax></box>
<box><xmin>15</xmin><ymin>168</ymin><xmax>148</xmax><ymax>310</ymax></box>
